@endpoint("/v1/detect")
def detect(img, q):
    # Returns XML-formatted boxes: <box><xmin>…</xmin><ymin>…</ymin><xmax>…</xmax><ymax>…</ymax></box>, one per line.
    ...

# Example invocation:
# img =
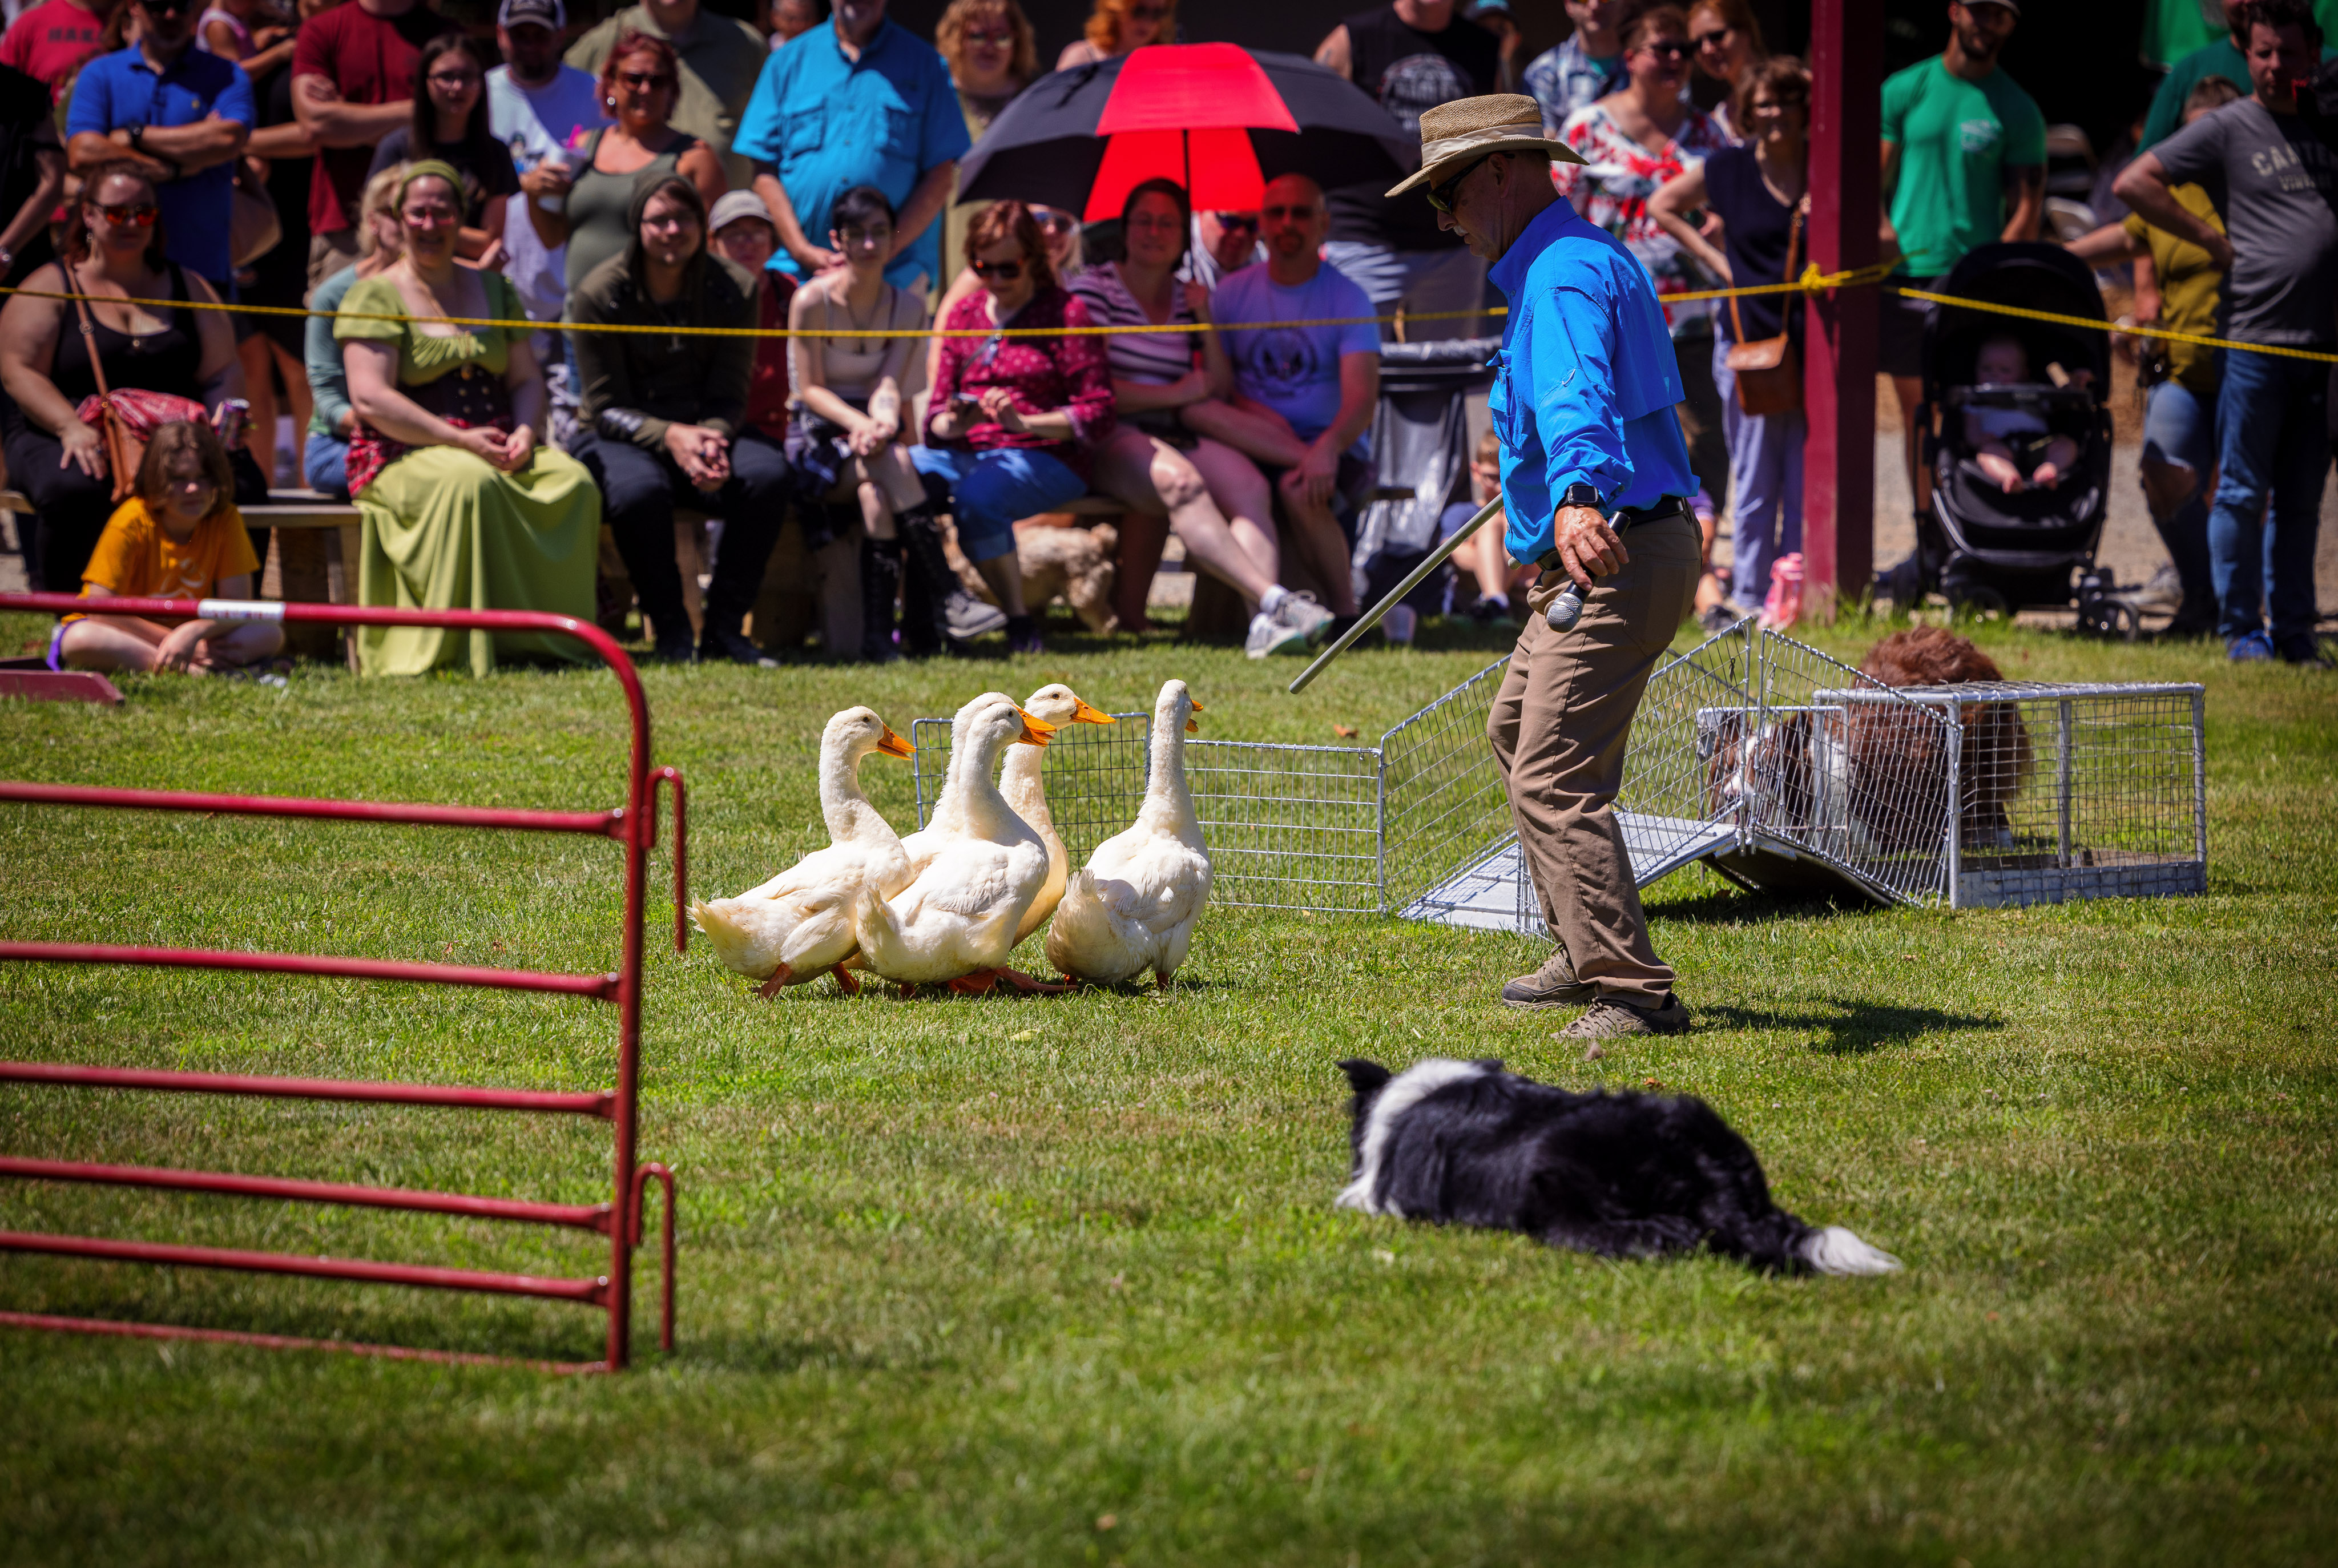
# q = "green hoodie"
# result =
<box><xmin>566</xmin><ymin>171</ymin><xmax>761</xmax><ymax>453</ymax></box>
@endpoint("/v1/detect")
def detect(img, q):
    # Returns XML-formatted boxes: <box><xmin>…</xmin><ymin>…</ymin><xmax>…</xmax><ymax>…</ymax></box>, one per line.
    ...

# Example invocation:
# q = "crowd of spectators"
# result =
<box><xmin>0</xmin><ymin>0</ymin><xmax>2328</xmax><ymax>674</ymax></box>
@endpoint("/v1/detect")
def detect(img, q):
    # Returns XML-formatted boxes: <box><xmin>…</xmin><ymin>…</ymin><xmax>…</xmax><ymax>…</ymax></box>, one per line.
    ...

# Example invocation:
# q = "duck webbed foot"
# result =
<box><xmin>993</xmin><ymin>966</ymin><xmax>1073</xmax><ymax>994</ymax></box>
<box><xmin>753</xmin><ymin>962</ymin><xmax>795</xmax><ymax>999</ymax></box>
<box><xmin>832</xmin><ymin>966</ymin><xmax>861</xmax><ymax>996</ymax></box>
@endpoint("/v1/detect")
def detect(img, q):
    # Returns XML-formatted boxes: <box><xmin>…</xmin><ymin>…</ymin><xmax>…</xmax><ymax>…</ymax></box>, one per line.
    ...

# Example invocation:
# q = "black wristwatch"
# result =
<box><xmin>127</xmin><ymin>122</ymin><xmax>144</xmax><ymax>150</ymax></box>
<box><xmin>1537</xmin><ymin>483</ymin><xmax>1606</xmax><ymax>570</ymax></box>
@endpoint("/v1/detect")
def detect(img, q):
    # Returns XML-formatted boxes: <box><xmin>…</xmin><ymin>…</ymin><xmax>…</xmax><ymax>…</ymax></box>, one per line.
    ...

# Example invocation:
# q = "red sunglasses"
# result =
<box><xmin>89</xmin><ymin>201</ymin><xmax>160</xmax><ymax>227</ymax></box>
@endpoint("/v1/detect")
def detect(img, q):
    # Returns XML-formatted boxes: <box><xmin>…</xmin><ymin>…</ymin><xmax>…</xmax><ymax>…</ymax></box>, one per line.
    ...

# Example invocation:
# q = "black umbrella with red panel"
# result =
<box><xmin>956</xmin><ymin>42</ymin><xmax>1415</xmax><ymax>220</ymax></box>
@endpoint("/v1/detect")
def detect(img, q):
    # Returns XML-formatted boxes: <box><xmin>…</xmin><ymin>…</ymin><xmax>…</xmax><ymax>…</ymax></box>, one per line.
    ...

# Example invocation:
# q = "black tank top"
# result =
<box><xmin>1325</xmin><ymin>4</ymin><xmax>1501</xmax><ymax>253</ymax></box>
<box><xmin>4</xmin><ymin>264</ymin><xmax>204</xmax><ymax>443</ymax></box>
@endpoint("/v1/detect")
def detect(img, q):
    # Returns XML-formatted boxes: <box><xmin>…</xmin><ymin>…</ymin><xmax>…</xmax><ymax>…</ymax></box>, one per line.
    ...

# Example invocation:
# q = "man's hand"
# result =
<box><xmin>663</xmin><ymin>423</ymin><xmax>729</xmax><ymax>488</ymax></box>
<box><xmin>2198</xmin><ymin>228</ymin><xmax>2234</xmax><ymax>273</ymax></box>
<box><xmin>1292</xmin><ymin>434</ymin><xmax>1340</xmax><ymax>507</ymax></box>
<box><xmin>793</xmin><ymin>242</ymin><xmax>844</xmax><ymax>273</ymax></box>
<box><xmin>1549</xmin><ymin>503</ymin><xmax>1628</xmax><ymax>591</ymax></box>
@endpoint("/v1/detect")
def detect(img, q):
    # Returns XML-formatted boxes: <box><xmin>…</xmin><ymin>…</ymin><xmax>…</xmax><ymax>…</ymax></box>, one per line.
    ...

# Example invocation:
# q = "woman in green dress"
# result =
<box><xmin>337</xmin><ymin>160</ymin><xmax>600</xmax><ymax>676</ymax></box>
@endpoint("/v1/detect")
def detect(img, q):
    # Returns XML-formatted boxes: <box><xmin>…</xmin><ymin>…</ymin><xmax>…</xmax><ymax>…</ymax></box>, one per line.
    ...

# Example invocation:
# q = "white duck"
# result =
<box><xmin>690</xmin><ymin>706</ymin><xmax>914</xmax><ymax>997</ymax></box>
<box><xmin>896</xmin><ymin>690</ymin><xmax>1015</xmax><ymax>882</ymax></box>
<box><xmin>1045</xmin><ymin>680</ymin><xmax>1212</xmax><ymax>987</ymax></box>
<box><xmin>1001</xmin><ymin>683</ymin><xmax>1116</xmax><ymax>943</ymax></box>
<box><xmin>851</xmin><ymin>696</ymin><xmax>1066</xmax><ymax>994</ymax></box>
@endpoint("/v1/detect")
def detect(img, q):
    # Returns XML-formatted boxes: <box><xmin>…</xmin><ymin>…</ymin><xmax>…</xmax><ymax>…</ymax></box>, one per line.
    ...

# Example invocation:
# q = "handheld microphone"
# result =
<box><xmin>1545</xmin><ymin>581</ymin><xmax>1586</xmax><ymax>632</ymax></box>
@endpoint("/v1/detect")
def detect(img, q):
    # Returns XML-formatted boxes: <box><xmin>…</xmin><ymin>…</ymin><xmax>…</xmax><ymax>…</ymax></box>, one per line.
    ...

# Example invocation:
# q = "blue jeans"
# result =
<box><xmin>1711</xmin><ymin>335</ymin><xmax>1804</xmax><ymax>606</ymax></box>
<box><xmin>2209</xmin><ymin>346</ymin><xmax>2331</xmax><ymax>644</ymax></box>
<box><xmin>2141</xmin><ymin>378</ymin><xmax>2219</xmax><ymax>628</ymax></box>
<box><xmin>910</xmin><ymin>445</ymin><xmax>1086</xmax><ymax>563</ymax></box>
<box><xmin>303</xmin><ymin>431</ymin><xmax>350</xmax><ymax>501</ymax></box>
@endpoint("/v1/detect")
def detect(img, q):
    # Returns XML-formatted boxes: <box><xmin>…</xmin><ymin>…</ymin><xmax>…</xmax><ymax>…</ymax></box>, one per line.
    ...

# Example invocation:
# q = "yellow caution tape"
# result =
<box><xmin>1890</xmin><ymin>284</ymin><xmax>2338</xmax><ymax>366</ymax></box>
<box><xmin>7</xmin><ymin>264</ymin><xmax>2330</xmax><ymax>362</ymax></box>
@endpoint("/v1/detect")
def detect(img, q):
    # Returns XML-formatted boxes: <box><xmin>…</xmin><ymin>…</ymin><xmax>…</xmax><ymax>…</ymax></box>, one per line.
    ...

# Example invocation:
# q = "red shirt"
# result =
<box><xmin>743</xmin><ymin>272</ymin><xmax>796</xmax><ymax>443</ymax></box>
<box><xmin>924</xmin><ymin>285</ymin><xmax>1115</xmax><ymax>481</ymax></box>
<box><xmin>0</xmin><ymin>0</ymin><xmax>104</xmax><ymax>101</ymax></box>
<box><xmin>291</xmin><ymin>0</ymin><xmax>453</xmax><ymax>235</ymax></box>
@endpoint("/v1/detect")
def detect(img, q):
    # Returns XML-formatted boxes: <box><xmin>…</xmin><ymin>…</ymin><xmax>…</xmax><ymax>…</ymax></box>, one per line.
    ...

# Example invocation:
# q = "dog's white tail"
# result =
<box><xmin>1800</xmin><ymin>1225</ymin><xmax>1902</xmax><ymax>1276</ymax></box>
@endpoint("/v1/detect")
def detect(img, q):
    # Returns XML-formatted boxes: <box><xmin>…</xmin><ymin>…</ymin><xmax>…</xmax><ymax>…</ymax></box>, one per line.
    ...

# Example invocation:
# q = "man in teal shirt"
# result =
<box><xmin>732</xmin><ymin>0</ymin><xmax>966</xmax><ymax>293</ymax></box>
<box><xmin>1876</xmin><ymin>0</ymin><xmax>2045</xmax><ymax>587</ymax></box>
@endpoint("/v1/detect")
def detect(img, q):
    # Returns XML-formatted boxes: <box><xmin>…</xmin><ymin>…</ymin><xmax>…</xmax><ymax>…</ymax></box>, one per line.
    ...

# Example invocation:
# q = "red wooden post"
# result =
<box><xmin>1801</xmin><ymin>0</ymin><xmax>1882</xmax><ymax>620</ymax></box>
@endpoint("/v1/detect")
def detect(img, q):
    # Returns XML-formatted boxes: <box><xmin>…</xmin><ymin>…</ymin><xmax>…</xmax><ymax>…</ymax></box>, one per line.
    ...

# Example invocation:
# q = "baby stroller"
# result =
<box><xmin>1351</xmin><ymin>337</ymin><xmax>1501</xmax><ymax>619</ymax></box>
<box><xmin>1916</xmin><ymin>243</ymin><xmax>2116</xmax><ymax>620</ymax></box>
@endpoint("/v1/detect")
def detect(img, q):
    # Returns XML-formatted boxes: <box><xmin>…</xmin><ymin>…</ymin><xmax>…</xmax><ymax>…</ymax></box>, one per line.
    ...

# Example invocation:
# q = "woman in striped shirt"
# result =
<box><xmin>1070</xmin><ymin>179</ymin><xmax>1328</xmax><ymax>654</ymax></box>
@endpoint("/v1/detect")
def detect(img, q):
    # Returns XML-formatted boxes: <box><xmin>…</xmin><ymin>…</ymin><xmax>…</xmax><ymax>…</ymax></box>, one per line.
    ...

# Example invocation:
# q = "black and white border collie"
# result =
<box><xmin>1335</xmin><ymin>1058</ymin><xmax>1901</xmax><ymax>1276</ymax></box>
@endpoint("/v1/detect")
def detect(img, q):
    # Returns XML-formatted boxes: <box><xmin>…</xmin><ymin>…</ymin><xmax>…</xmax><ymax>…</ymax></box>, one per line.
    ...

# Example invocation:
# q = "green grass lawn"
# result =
<box><xmin>1</xmin><ymin>608</ymin><xmax>2333</xmax><ymax>1565</ymax></box>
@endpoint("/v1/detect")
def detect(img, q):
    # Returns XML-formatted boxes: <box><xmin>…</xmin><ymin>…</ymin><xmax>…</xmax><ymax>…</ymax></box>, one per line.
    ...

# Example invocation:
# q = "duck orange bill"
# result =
<box><xmin>876</xmin><ymin>725</ymin><xmax>915</xmax><ymax>759</ymax></box>
<box><xmin>1015</xmin><ymin>707</ymin><xmax>1058</xmax><ymax>746</ymax></box>
<box><xmin>1186</xmin><ymin>698</ymin><xmax>1204</xmax><ymax>733</ymax></box>
<box><xmin>1071</xmin><ymin>697</ymin><xmax>1116</xmax><ymax>724</ymax></box>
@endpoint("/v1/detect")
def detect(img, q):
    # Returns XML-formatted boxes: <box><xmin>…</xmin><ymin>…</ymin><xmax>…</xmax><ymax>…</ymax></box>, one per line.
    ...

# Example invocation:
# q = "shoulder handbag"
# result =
<box><xmin>229</xmin><ymin>156</ymin><xmax>283</xmax><ymax>271</ymax></box>
<box><xmin>1725</xmin><ymin>205</ymin><xmax>1803</xmax><ymax>419</ymax></box>
<box><xmin>70</xmin><ymin>280</ymin><xmax>219</xmax><ymax>502</ymax></box>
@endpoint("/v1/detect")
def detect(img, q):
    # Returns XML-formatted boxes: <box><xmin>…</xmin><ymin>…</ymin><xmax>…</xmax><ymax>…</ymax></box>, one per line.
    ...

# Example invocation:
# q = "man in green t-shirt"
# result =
<box><xmin>1875</xmin><ymin>0</ymin><xmax>2046</xmax><ymax>586</ymax></box>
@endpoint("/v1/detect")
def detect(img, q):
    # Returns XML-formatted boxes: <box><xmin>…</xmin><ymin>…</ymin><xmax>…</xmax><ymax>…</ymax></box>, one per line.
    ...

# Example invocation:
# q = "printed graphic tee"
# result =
<box><xmin>1880</xmin><ymin>55</ymin><xmax>2046</xmax><ymax>278</ymax></box>
<box><xmin>1324</xmin><ymin>2</ymin><xmax>1501</xmax><ymax>253</ymax></box>
<box><xmin>1211</xmin><ymin>261</ymin><xmax>1380</xmax><ymax>456</ymax></box>
<box><xmin>2151</xmin><ymin>94</ymin><xmax>2338</xmax><ymax>346</ymax></box>
<box><xmin>0</xmin><ymin>0</ymin><xmax>103</xmax><ymax>99</ymax></box>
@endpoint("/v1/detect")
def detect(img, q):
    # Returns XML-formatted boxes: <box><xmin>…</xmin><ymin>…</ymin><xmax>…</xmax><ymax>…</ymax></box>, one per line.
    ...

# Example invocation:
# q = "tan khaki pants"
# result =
<box><xmin>1486</xmin><ymin>512</ymin><xmax>1699</xmax><ymax>1003</ymax></box>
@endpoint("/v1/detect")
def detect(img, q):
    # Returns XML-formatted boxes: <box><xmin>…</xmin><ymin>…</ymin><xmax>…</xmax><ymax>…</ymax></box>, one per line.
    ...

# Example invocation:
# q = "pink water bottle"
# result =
<box><xmin>1763</xmin><ymin>551</ymin><xmax>1804</xmax><ymax>630</ymax></box>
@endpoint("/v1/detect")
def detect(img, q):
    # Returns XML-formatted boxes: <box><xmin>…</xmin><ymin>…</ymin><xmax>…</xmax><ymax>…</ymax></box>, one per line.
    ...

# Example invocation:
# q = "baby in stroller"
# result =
<box><xmin>1965</xmin><ymin>333</ymin><xmax>2080</xmax><ymax>494</ymax></box>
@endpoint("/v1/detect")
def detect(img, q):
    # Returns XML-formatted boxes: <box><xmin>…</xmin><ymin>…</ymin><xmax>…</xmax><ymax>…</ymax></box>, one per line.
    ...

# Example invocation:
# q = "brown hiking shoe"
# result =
<box><xmin>1501</xmin><ymin>946</ymin><xmax>1595</xmax><ymax>1010</ymax></box>
<box><xmin>1558</xmin><ymin>994</ymin><xmax>1691</xmax><ymax>1039</ymax></box>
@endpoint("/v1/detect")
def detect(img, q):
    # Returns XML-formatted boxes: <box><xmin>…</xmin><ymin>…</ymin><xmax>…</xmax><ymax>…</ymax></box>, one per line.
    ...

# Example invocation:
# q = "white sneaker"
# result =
<box><xmin>1244</xmin><ymin>590</ymin><xmax>1335</xmax><ymax>658</ymax></box>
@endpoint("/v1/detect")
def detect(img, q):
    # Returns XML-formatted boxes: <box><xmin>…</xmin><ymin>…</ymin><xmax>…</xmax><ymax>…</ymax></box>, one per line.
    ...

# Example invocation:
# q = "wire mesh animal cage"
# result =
<box><xmin>910</xmin><ymin>658</ymin><xmax>1519</xmax><ymax>921</ymax></box>
<box><xmin>908</xmin><ymin>627</ymin><xmax>2205</xmax><ymax>933</ymax></box>
<box><xmin>1610</xmin><ymin>618</ymin><xmax>2206</xmax><ymax>910</ymax></box>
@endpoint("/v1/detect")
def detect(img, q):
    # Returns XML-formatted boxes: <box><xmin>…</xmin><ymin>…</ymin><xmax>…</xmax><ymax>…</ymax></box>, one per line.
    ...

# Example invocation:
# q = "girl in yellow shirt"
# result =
<box><xmin>56</xmin><ymin>422</ymin><xmax>287</xmax><ymax>675</ymax></box>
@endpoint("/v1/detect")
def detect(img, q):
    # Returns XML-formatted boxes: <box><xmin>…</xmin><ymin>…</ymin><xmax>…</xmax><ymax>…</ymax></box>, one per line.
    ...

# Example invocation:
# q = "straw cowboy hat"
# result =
<box><xmin>1385</xmin><ymin>93</ymin><xmax>1585</xmax><ymax>199</ymax></box>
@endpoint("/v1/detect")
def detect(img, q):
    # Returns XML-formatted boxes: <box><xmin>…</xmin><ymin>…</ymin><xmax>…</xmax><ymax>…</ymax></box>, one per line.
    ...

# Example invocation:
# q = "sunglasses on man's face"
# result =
<box><xmin>1210</xmin><ymin>211</ymin><xmax>1259</xmax><ymax>231</ymax></box>
<box><xmin>1423</xmin><ymin>156</ymin><xmax>1488</xmax><ymax>214</ymax></box>
<box><xmin>90</xmin><ymin>201</ymin><xmax>159</xmax><ymax>227</ymax></box>
<box><xmin>1260</xmin><ymin>203</ymin><xmax>1317</xmax><ymax>223</ymax></box>
<box><xmin>970</xmin><ymin>259</ymin><xmax>1024</xmax><ymax>280</ymax></box>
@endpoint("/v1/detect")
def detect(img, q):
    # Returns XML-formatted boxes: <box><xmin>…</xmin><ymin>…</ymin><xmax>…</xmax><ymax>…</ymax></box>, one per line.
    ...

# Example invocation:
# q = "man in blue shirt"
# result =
<box><xmin>731</xmin><ymin>0</ymin><xmax>968</xmax><ymax>293</ymax></box>
<box><xmin>1391</xmin><ymin>93</ymin><xmax>1699</xmax><ymax>1038</ymax></box>
<box><xmin>63</xmin><ymin>0</ymin><xmax>252</xmax><ymax>288</ymax></box>
<box><xmin>1185</xmin><ymin>173</ymin><xmax>1381</xmax><ymax>627</ymax></box>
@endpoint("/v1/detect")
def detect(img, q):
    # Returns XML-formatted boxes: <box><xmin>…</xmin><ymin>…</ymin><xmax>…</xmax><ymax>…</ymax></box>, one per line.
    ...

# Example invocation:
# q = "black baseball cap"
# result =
<box><xmin>498</xmin><ymin>0</ymin><xmax>565</xmax><ymax>29</ymax></box>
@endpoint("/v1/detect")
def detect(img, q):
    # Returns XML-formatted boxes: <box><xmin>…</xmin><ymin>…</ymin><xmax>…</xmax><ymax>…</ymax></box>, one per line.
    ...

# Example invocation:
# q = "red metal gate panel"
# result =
<box><xmin>0</xmin><ymin>593</ymin><xmax>687</xmax><ymax>1372</ymax></box>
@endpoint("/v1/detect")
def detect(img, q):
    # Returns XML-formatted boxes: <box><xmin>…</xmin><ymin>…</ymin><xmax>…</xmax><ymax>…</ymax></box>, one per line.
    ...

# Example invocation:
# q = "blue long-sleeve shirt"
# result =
<box><xmin>1486</xmin><ymin>199</ymin><xmax>1696</xmax><ymax>565</ymax></box>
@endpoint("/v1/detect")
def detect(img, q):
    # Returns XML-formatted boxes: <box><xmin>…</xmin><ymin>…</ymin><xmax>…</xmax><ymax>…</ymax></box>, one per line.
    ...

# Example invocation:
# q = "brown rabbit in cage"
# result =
<box><xmin>1857</xmin><ymin>627</ymin><xmax>2034</xmax><ymax>849</ymax></box>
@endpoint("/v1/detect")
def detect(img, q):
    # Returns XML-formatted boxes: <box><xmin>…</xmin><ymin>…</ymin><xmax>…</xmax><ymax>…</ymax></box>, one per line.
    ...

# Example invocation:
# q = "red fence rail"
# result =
<box><xmin>0</xmin><ymin>593</ymin><xmax>686</xmax><ymax>1372</ymax></box>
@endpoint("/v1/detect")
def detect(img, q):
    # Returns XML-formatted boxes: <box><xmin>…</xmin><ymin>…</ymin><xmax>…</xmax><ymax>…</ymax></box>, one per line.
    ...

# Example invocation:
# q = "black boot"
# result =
<box><xmin>859</xmin><ymin>532</ymin><xmax>904</xmax><ymax>662</ymax></box>
<box><xmin>897</xmin><ymin>505</ymin><xmax>1006</xmax><ymax>655</ymax></box>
